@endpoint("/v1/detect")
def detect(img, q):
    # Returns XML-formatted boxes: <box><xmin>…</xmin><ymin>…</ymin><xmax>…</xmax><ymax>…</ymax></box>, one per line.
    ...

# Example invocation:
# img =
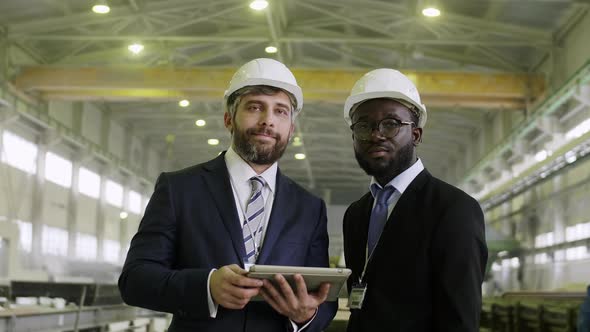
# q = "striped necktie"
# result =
<box><xmin>243</xmin><ymin>176</ymin><xmax>266</xmax><ymax>263</ymax></box>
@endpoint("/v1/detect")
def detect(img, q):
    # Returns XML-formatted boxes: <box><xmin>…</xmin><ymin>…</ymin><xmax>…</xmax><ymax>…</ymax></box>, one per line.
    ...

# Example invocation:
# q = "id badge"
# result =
<box><xmin>348</xmin><ymin>283</ymin><xmax>367</xmax><ymax>309</ymax></box>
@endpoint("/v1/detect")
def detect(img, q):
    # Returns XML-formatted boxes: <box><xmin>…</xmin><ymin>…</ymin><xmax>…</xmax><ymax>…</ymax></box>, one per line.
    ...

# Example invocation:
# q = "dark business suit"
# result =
<box><xmin>343</xmin><ymin>169</ymin><xmax>487</xmax><ymax>332</ymax></box>
<box><xmin>119</xmin><ymin>153</ymin><xmax>337</xmax><ymax>332</ymax></box>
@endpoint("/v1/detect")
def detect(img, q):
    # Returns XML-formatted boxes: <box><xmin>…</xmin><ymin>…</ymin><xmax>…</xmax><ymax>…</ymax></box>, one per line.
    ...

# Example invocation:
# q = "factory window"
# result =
<box><xmin>41</xmin><ymin>225</ymin><xmax>68</xmax><ymax>256</ymax></box>
<box><xmin>501</xmin><ymin>257</ymin><xmax>519</xmax><ymax>269</ymax></box>
<box><xmin>554</xmin><ymin>249</ymin><xmax>566</xmax><ymax>261</ymax></box>
<box><xmin>566</xmin><ymin>118</ymin><xmax>590</xmax><ymax>140</ymax></box>
<box><xmin>105</xmin><ymin>180</ymin><xmax>123</xmax><ymax>207</ymax></box>
<box><xmin>534</xmin><ymin>232</ymin><xmax>554</xmax><ymax>248</ymax></box>
<box><xmin>534</xmin><ymin>253</ymin><xmax>550</xmax><ymax>264</ymax></box>
<box><xmin>75</xmin><ymin>233</ymin><xmax>97</xmax><ymax>261</ymax></box>
<box><xmin>128</xmin><ymin>190</ymin><xmax>142</xmax><ymax>214</ymax></box>
<box><xmin>45</xmin><ymin>152</ymin><xmax>72</xmax><ymax>188</ymax></box>
<box><xmin>15</xmin><ymin>220</ymin><xmax>32</xmax><ymax>253</ymax></box>
<box><xmin>103</xmin><ymin>239</ymin><xmax>120</xmax><ymax>264</ymax></box>
<box><xmin>79</xmin><ymin>167</ymin><xmax>100</xmax><ymax>198</ymax></box>
<box><xmin>1</xmin><ymin>131</ymin><xmax>37</xmax><ymax>174</ymax></box>
<box><xmin>565</xmin><ymin>246</ymin><xmax>588</xmax><ymax>261</ymax></box>
<box><xmin>565</xmin><ymin>222</ymin><xmax>590</xmax><ymax>242</ymax></box>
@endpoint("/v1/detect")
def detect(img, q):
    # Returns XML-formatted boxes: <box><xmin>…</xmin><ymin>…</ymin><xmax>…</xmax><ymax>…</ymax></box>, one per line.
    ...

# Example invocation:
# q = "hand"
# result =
<box><xmin>260</xmin><ymin>273</ymin><xmax>331</xmax><ymax>324</ymax></box>
<box><xmin>210</xmin><ymin>264</ymin><xmax>263</xmax><ymax>309</ymax></box>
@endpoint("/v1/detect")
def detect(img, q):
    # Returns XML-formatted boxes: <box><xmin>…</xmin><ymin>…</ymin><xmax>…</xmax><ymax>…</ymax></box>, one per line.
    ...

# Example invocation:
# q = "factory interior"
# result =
<box><xmin>1</xmin><ymin>0</ymin><xmax>590</xmax><ymax>331</ymax></box>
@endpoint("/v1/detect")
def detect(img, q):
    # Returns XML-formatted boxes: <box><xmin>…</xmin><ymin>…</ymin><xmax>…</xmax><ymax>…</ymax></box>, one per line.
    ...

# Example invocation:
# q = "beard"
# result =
<box><xmin>232</xmin><ymin>123</ymin><xmax>289</xmax><ymax>165</ymax></box>
<box><xmin>354</xmin><ymin>140</ymin><xmax>415</xmax><ymax>182</ymax></box>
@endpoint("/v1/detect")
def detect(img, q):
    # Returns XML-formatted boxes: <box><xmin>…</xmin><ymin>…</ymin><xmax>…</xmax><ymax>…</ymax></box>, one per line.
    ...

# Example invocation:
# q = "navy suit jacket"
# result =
<box><xmin>119</xmin><ymin>153</ymin><xmax>337</xmax><ymax>332</ymax></box>
<box><xmin>343</xmin><ymin>169</ymin><xmax>488</xmax><ymax>332</ymax></box>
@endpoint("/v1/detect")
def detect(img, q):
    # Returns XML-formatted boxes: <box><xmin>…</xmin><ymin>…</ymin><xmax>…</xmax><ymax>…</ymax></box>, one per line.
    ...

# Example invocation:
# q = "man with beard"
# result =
<box><xmin>341</xmin><ymin>68</ymin><xmax>488</xmax><ymax>332</ymax></box>
<box><xmin>119</xmin><ymin>58</ymin><xmax>337</xmax><ymax>332</ymax></box>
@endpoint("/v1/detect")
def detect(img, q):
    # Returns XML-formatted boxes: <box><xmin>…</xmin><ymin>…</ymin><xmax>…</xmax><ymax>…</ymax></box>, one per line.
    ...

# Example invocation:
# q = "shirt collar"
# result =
<box><xmin>225</xmin><ymin>146</ymin><xmax>277</xmax><ymax>193</ymax></box>
<box><xmin>369</xmin><ymin>158</ymin><xmax>424</xmax><ymax>198</ymax></box>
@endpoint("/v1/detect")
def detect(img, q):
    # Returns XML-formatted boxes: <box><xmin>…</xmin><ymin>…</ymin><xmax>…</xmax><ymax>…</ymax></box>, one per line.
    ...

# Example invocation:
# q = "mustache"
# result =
<box><xmin>246</xmin><ymin>127</ymin><xmax>279</xmax><ymax>139</ymax></box>
<box><xmin>365</xmin><ymin>143</ymin><xmax>390</xmax><ymax>151</ymax></box>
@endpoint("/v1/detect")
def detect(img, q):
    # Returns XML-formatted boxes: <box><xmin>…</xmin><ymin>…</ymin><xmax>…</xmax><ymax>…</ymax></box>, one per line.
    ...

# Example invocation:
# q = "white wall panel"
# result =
<box><xmin>103</xmin><ymin>207</ymin><xmax>120</xmax><ymax>240</ymax></box>
<box><xmin>77</xmin><ymin>195</ymin><xmax>97</xmax><ymax>234</ymax></box>
<box><xmin>48</xmin><ymin>101</ymin><xmax>73</xmax><ymax>128</ymax></box>
<box><xmin>0</xmin><ymin>166</ymin><xmax>34</xmax><ymax>222</ymax></box>
<box><xmin>81</xmin><ymin>103</ymin><xmax>102</xmax><ymax>146</ymax></box>
<box><xmin>108</xmin><ymin>120</ymin><xmax>125</xmax><ymax>159</ymax></box>
<box><xmin>41</xmin><ymin>182</ymin><xmax>68</xmax><ymax>228</ymax></box>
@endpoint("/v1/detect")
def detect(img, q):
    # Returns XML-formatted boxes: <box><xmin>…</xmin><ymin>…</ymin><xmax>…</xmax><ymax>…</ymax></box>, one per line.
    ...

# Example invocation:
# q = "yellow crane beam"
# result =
<box><xmin>14</xmin><ymin>66</ymin><xmax>545</xmax><ymax>109</ymax></box>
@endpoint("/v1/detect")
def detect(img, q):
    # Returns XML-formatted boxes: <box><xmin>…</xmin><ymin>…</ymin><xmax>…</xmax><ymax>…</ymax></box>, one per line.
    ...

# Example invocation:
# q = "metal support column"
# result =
<box><xmin>30</xmin><ymin>134</ymin><xmax>47</xmax><ymax>268</ymax></box>
<box><xmin>67</xmin><ymin>155</ymin><xmax>81</xmax><ymax>258</ymax></box>
<box><xmin>95</xmin><ymin>167</ymin><xmax>108</xmax><ymax>262</ymax></box>
<box><xmin>0</xmin><ymin>29</ymin><xmax>8</xmax><ymax>85</ymax></box>
<box><xmin>119</xmin><ymin>181</ymin><xmax>130</xmax><ymax>264</ymax></box>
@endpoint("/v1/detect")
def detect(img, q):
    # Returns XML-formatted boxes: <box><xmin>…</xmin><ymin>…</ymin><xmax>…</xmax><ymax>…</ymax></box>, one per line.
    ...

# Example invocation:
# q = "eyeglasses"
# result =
<box><xmin>350</xmin><ymin>118</ymin><xmax>414</xmax><ymax>141</ymax></box>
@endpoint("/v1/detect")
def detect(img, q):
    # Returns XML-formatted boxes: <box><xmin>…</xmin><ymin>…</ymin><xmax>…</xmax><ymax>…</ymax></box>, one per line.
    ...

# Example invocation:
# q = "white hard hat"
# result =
<box><xmin>224</xmin><ymin>58</ymin><xmax>303</xmax><ymax>115</ymax></box>
<box><xmin>343</xmin><ymin>68</ymin><xmax>427</xmax><ymax>128</ymax></box>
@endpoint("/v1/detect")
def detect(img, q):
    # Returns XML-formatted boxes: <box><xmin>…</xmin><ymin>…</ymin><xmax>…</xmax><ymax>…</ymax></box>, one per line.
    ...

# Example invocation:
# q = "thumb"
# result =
<box><xmin>228</xmin><ymin>264</ymin><xmax>248</xmax><ymax>275</ymax></box>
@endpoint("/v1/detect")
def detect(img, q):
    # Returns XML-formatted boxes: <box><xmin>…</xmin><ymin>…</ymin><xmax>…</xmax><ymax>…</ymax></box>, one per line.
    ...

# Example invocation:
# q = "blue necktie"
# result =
<box><xmin>243</xmin><ymin>176</ymin><xmax>266</xmax><ymax>263</ymax></box>
<box><xmin>368</xmin><ymin>185</ymin><xmax>395</xmax><ymax>256</ymax></box>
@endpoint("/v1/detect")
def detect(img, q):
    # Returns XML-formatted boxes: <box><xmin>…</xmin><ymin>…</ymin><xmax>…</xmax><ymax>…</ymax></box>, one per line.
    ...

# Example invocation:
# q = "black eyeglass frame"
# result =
<box><xmin>350</xmin><ymin>118</ymin><xmax>415</xmax><ymax>140</ymax></box>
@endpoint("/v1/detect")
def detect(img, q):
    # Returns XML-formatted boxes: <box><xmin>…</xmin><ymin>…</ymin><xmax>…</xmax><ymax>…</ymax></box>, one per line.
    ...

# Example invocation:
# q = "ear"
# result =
<box><xmin>224</xmin><ymin>112</ymin><xmax>233</xmax><ymax>133</ymax></box>
<box><xmin>413</xmin><ymin>127</ymin><xmax>423</xmax><ymax>146</ymax></box>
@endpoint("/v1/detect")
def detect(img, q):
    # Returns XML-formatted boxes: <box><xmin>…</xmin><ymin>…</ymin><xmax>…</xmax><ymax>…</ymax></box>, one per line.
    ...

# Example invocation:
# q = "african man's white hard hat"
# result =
<box><xmin>224</xmin><ymin>58</ymin><xmax>303</xmax><ymax>115</ymax></box>
<box><xmin>343</xmin><ymin>68</ymin><xmax>427</xmax><ymax>128</ymax></box>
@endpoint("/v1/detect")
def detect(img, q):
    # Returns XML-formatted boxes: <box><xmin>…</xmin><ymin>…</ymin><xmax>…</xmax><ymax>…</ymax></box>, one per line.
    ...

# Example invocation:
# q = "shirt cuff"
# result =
<box><xmin>289</xmin><ymin>308</ymin><xmax>318</xmax><ymax>332</ymax></box>
<box><xmin>207</xmin><ymin>269</ymin><xmax>218</xmax><ymax>318</ymax></box>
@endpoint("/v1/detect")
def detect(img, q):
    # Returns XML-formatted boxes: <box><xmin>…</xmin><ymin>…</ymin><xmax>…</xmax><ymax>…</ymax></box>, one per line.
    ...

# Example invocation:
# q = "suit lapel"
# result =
<box><xmin>202</xmin><ymin>153</ymin><xmax>246</xmax><ymax>264</ymax></box>
<box><xmin>353</xmin><ymin>193</ymin><xmax>374</xmax><ymax>275</ymax></box>
<box><xmin>365</xmin><ymin>169</ymin><xmax>430</xmax><ymax>273</ymax></box>
<box><xmin>256</xmin><ymin>169</ymin><xmax>290</xmax><ymax>264</ymax></box>
<box><xmin>388</xmin><ymin>169</ymin><xmax>429</xmax><ymax>223</ymax></box>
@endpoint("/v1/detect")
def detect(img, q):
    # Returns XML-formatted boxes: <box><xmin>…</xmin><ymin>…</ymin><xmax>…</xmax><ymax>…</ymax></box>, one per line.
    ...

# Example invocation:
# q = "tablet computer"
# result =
<box><xmin>246</xmin><ymin>265</ymin><xmax>352</xmax><ymax>302</ymax></box>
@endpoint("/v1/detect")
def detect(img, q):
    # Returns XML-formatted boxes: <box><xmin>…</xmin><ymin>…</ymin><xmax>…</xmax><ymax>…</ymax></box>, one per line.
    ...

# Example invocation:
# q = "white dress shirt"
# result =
<box><xmin>207</xmin><ymin>147</ymin><xmax>314</xmax><ymax>331</ymax></box>
<box><xmin>369</xmin><ymin>158</ymin><xmax>425</xmax><ymax>218</ymax></box>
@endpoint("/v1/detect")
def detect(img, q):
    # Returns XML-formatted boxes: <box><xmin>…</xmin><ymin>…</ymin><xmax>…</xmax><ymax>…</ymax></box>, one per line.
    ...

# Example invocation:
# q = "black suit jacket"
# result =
<box><xmin>119</xmin><ymin>153</ymin><xmax>337</xmax><ymax>332</ymax></box>
<box><xmin>343</xmin><ymin>169</ymin><xmax>487</xmax><ymax>332</ymax></box>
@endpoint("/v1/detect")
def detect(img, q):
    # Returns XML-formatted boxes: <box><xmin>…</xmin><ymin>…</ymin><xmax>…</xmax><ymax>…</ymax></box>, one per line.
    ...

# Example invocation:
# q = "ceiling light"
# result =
<box><xmin>534</xmin><ymin>150</ymin><xmax>548</xmax><ymax>162</ymax></box>
<box><xmin>265</xmin><ymin>46</ymin><xmax>278</xmax><ymax>54</ymax></box>
<box><xmin>179</xmin><ymin>99</ymin><xmax>190</xmax><ymax>107</ymax></box>
<box><xmin>292</xmin><ymin>136</ymin><xmax>302</xmax><ymax>147</ymax></box>
<box><xmin>119</xmin><ymin>211</ymin><xmax>128</xmax><ymax>219</ymax></box>
<box><xmin>565</xmin><ymin>151</ymin><xmax>577</xmax><ymax>164</ymax></box>
<box><xmin>128</xmin><ymin>43</ymin><xmax>144</xmax><ymax>54</ymax></box>
<box><xmin>208</xmin><ymin>139</ymin><xmax>219</xmax><ymax>146</ymax></box>
<box><xmin>92</xmin><ymin>3</ymin><xmax>110</xmax><ymax>14</ymax></box>
<box><xmin>295</xmin><ymin>153</ymin><xmax>306</xmax><ymax>160</ymax></box>
<box><xmin>412</xmin><ymin>50</ymin><xmax>424</xmax><ymax>60</ymax></box>
<box><xmin>422</xmin><ymin>7</ymin><xmax>441</xmax><ymax>17</ymax></box>
<box><xmin>249</xmin><ymin>0</ymin><xmax>268</xmax><ymax>10</ymax></box>
<box><xmin>195</xmin><ymin>119</ymin><xmax>206</xmax><ymax>127</ymax></box>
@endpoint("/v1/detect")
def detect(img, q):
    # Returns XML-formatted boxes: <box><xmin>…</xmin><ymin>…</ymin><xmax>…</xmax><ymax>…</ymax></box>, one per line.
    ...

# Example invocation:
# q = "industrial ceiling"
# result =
<box><xmin>1</xmin><ymin>0</ymin><xmax>588</xmax><ymax>204</ymax></box>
